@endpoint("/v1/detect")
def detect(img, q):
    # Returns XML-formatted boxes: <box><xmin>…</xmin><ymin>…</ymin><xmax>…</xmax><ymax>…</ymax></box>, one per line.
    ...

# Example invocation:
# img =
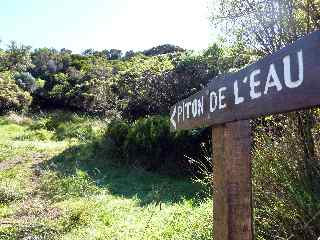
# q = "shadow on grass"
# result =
<box><xmin>35</xmin><ymin>141</ymin><xmax>206</xmax><ymax>206</ymax></box>
<box><xmin>0</xmin><ymin>119</ymin><xmax>10</xmax><ymax>125</ymax></box>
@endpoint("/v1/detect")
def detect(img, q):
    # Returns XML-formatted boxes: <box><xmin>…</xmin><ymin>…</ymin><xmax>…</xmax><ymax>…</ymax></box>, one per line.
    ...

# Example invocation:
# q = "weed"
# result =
<box><xmin>0</xmin><ymin>186</ymin><xmax>24</xmax><ymax>204</ymax></box>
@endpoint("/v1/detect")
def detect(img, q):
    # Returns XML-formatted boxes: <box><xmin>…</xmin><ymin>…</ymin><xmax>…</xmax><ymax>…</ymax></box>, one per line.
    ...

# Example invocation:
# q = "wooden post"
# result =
<box><xmin>212</xmin><ymin>120</ymin><xmax>253</xmax><ymax>240</ymax></box>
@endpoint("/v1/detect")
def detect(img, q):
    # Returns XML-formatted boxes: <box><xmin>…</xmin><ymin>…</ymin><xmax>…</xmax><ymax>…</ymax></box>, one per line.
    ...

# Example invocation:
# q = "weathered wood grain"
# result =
<box><xmin>212</xmin><ymin>121</ymin><xmax>253</xmax><ymax>240</ymax></box>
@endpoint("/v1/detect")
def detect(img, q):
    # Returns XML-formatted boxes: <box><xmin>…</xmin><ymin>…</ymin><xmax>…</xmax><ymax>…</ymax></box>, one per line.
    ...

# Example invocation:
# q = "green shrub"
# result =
<box><xmin>15</xmin><ymin>128</ymin><xmax>54</xmax><ymax>141</ymax></box>
<box><xmin>55</xmin><ymin>122</ymin><xmax>96</xmax><ymax>141</ymax></box>
<box><xmin>253</xmin><ymin>128</ymin><xmax>320</xmax><ymax>240</ymax></box>
<box><xmin>28</xmin><ymin>111</ymin><xmax>105</xmax><ymax>141</ymax></box>
<box><xmin>104</xmin><ymin>116</ymin><xmax>210</xmax><ymax>173</ymax></box>
<box><xmin>125</xmin><ymin>116</ymin><xmax>174</xmax><ymax>169</ymax></box>
<box><xmin>105</xmin><ymin>119</ymin><xmax>130</xmax><ymax>162</ymax></box>
<box><xmin>43</xmin><ymin>111</ymin><xmax>79</xmax><ymax>131</ymax></box>
<box><xmin>0</xmin><ymin>71</ymin><xmax>32</xmax><ymax>113</ymax></box>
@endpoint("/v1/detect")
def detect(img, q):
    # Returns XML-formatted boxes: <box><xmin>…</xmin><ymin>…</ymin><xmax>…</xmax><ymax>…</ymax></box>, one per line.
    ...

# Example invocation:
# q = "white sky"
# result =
<box><xmin>0</xmin><ymin>0</ymin><xmax>217</xmax><ymax>53</ymax></box>
<box><xmin>103</xmin><ymin>0</ymin><xmax>215</xmax><ymax>52</ymax></box>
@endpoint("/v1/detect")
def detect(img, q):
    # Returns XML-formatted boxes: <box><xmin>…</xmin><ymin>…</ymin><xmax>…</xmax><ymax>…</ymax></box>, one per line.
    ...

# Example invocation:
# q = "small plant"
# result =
<box><xmin>186</xmin><ymin>143</ymin><xmax>213</xmax><ymax>197</ymax></box>
<box><xmin>0</xmin><ymin>186</ymin><xmax>24</xmax><ymax>204</ymax></box>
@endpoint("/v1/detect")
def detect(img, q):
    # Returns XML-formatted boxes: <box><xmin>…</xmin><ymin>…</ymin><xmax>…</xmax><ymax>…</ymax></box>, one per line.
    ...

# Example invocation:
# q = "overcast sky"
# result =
<box><xmin>0</xmin><ymin>0</ymin><xmax>217</xmax><ymax>53</ymax></box>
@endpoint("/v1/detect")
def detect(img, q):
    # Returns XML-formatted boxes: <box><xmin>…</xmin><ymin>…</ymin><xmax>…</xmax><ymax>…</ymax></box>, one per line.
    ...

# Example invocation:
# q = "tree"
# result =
<box><xmin>31</xmin><ymin>48</ymin><xmax>71</xmax><ymax>79</ymax></box>
<box><xmin>211</xmin><ymin>0</ymin><xmax>320</xmax><ymax>237</ymax></box>
<box><xmin>124</xmin><ymin>50</ymin><xmax>136</xmax><ymax>59</ymax></box>
<box><xmin>211</xmin><ymin>0</ymin><xmax>320</xmax><ymax>55</ymax></box>
<box><xmin>82</xmin><ymin>49</ymin><xmax>95</xmax><ymax>56</ymax></box>
<box><xmin>0</xmin><ymin>41</ymin><xmax>33</xmax><ymax>72</ymax></box>
<box><xmin>0</xmin><ymin>71</ymin><xmax>32</xmax><ymax>112</ymax></box>
<box><xmin>143</xmin><ymin>44</ymin><xmax>185</xmax><ymax>56</ymax></box>
<box><xmin>108</xmin><ymin>49</ymin><xmax>122</xmax><ymax>60</ymax></box>
<box><xmin>14</xmin><ymin>72</ymin><xmax>36</xmax><ymax>92</ymax></box>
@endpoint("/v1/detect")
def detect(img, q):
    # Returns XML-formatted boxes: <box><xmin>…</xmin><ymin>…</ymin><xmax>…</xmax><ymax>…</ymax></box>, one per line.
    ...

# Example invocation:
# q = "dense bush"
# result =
<box><xmin>252</xmin><ymin>114</ymin><xmax>320</xmax><ymax>240</ymax></box>
<box><xmin>25</xmin><ymin>111</ymin><xmax>106</xmax><ymax>141</ymax></box>
<box><xmin>14</xmin><ymin>72</ymin><xmax>36</xmax><ymax>92</ymax></box>
<box><xmin>0</xmin><ymin>71</ymin><xmax>32</xmax><ymax>113</ymax></box>
<box><xmin>103</xmin><ymin>116</ymin><xmax>211</xmax><ymax>173</ymax></box>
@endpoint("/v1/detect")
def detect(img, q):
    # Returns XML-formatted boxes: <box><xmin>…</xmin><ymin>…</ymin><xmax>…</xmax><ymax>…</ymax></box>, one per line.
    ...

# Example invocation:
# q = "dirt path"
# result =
<box><xmin>0</xmin><ymin>156</ymin><xmax>24</xmax><ymax>171</ymax></box>
<box><xmin>0</xmin><ymin>152</ymin><xmax>48</xmax><ymax>171</ymax></box>
<box><xmin>0</xmin><ymin>152</ymin><xmax>62</xmax><ymax>238</ymax></box>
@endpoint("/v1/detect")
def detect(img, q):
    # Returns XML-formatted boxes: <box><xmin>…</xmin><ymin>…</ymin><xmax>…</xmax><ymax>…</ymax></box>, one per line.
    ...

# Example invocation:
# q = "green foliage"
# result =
<box><xmin>0</xmin><ymin>185</ymin><xmax>25</xmax><ymax>204</ymax></box>
<box><xmin>26</xmin><ymin>111</ymin><xmax>106</xmax><ymax>141</ymax></box>
<box><xmin>0</xmin><ymin>165</ymin><xmax>31</xmax><ymax>207</ymax></box>
<box><xmin>104</xmin><ymin>116</ymin><xmax>210</xmax><ymax>173</ymax></box>
<box><xmin>104</xmin><ymin>119</ymin><xmax>130</xmax><ymax>161</ymax></box>
<box><xmin>0</xmin><ymin>71</ymin><xmax>32</xmax><ymax>113</ymax></box>
<box><xmin>253</xmin><ymin>119</ymin><xmax>320</xmax><ymax>240</ymax></box>
<box><xmin>0</xmin><ymin>39</ymin><xmax>243</xmax><ymax>121</ymax></box>
<box><xmin>211</xmin><ymin>0</ymin><xmax>320</xmax><ymax>56</ymax></box>
<box><xmin>0</xmin><ymin>40</ymin><xmax>230</xmax><ymax>120</ymax></box>
<box><xmin>0</xmin><ymin>224</ymin><xmax>58</xmax><ymax>240</ymax></box>
<box><xmin>142</xmin><ymin>44</ymin><xmax>185</xmax><ymax>56</ymax></box>
<box><xmin>55</xmin><ymin>122</ymin><xmax>96</xmax><ymax>141</ymax></box>
<box><xmin>16</xmin><ymin>128</ymin><xmax>54</xmax><ymax>141</ymax></box>
<box><xmin>2</xmin><ymin>111</ymin><xmax>106</xmax><ymax>144</ymax></box>
<box><xmin>125</xmin><ymin>116</ymin><xmax>174</xmax><ymax>169</ymax></box>
<box><xmin>31</xmin><ymin>47</ymin><xmax>71</xmax><ymax>79</ymax></box>
<box><xmin>0</xmin><ymin>41</ymin><xmax>33</xmax><ymax>72</ymax></box>
<box><xmin>14</xmin><ymin>72</ymin><xmax>36</xmax><ymax>92</ymax></box>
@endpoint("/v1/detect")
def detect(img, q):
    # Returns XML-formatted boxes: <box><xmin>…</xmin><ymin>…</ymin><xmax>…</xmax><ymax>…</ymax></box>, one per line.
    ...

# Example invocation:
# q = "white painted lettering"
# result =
<box><xmin>182</xmin><ymin>101</ymin><xmax>185</xmax><ymax>121</ymax></box>
<box><xmin>210</xmin><ymin>91</ymin><xmax>218</xmax><ymax>112</ymax></box>
<box><xmin>192</xmin><ymin>99</ymin><xmax>198</xmax><ymax>117</ymax></box>
<box><xmin>250</xmin><ymin>69</ymin><xmax>261</xmax><ymax>99</ymax></box>
<box><xmin>264</xmin><ymin>64</ymin><xmax>282</xmax><ymax>94</ymax></box>
<box><xmin>219</xmin><ymin>87</ymin><xmax>227</xmax><ymax>109</ymax></box>
<box><xmin>283</xmin><ymin>50</ymin><xmax>304</xmax><ymax>88</ymax></box>
<box><xmin>198</xmin><ymin>96</ymin><xmax>204</xmax><ymax>116</ymax></box>
<box><xmin>185</xmin><ymin>102</ymin><xmax>192</xmax><ymax>119</ymax></box>
<box><xmin>234</xmin><ymin>80</ymin><xmax>244</xmax><ymax>104</ymax></box>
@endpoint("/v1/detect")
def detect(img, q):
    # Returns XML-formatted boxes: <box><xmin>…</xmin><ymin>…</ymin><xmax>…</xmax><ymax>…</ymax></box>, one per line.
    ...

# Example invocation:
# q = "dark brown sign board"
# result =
<box><xmin>170</xmin><ymin>31</ymin><xmax>320</xmax><ymax>131</ymax></box>
<box><xmin>170</xmin><ymin>31</ymin><xmax>320</xmax><ymax>240</ymax></box>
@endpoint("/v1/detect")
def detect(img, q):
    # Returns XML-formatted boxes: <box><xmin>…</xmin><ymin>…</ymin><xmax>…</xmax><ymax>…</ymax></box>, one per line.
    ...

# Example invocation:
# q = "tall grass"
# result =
<box><xmin>253</xmin><ymin>116</ymin><xmax>320</xmax><ymax>240</ymax></box>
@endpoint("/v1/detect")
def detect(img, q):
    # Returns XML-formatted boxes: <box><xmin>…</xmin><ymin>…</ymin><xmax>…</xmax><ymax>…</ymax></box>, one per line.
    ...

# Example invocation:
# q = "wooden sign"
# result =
<box><xmin>170</xmin><ymin>31</ymin><xmax>320</xmax><ymax>240</ymax></box>
<box><xmin>170</xmin><ymin>31</ymin><xmax>320</xmax><ymax>131</ymax></box>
